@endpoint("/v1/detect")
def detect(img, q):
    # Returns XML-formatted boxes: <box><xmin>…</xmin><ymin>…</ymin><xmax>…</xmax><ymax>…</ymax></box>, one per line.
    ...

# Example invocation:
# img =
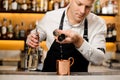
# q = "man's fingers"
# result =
<box><xmin>26</xmin><ymin>33</ymin><xmax>39</xmax><ymax>48</ymax></box>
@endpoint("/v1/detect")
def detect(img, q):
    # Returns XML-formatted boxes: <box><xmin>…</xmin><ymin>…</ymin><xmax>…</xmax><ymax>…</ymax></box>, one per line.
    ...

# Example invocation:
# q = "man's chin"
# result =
<box><xmin>76</xmin><ymin>18</ymin><xmax>83</xmax><ymax>23</ymax></box>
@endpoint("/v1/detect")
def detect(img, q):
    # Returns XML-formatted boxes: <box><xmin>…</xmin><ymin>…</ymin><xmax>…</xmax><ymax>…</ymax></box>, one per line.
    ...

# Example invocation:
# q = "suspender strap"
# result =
<box><xmin>59</xmin><ymin>11</ymin><xmax>65</xmax><ymax>30</ymax></box>
<box><xmin>83</xmin><ymin>18</ymin><xmax>88</xmax><ymax>42</ymax></box>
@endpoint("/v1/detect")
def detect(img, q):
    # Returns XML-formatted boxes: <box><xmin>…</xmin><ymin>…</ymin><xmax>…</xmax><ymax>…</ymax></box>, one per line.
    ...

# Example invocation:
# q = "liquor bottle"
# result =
<box><xmin>17</xmin><ymin>0</ymin><xmax>21</xmax><ymax>10</ymax></box>
<box><xmin>44</xmin><ymin>0</ymin><xmax>48</xmax><ymax>12</ymax></box>
<box><xmin>36</xmin><ymin>3</ymin><xmax>40</xmax><ymax>12</ymax></box>
<box><xmin>94</xmin><ymin>0</ymin><xmax>101</xmax><ymax>14</ymax></box>
<box><xmin>40</xmin><ymin>0</ymin><xmax>44</xmax><ymax>12</ymax></box>
<box><xmin>101</xmin><ymin>2</ymin><xmax>107</xmax><ymax>14</ymax></box>
<box><xmin>48</xmin><ymin>0</ymin><xmax>54</xmax><ymax>11</ymax></box>
<box><xmin>2</xmin><ymin>0</ymin><xmax>9</xmax><ymax>11</ymax></box>
<box><xmin>19</xmin><ymin>22</ymin><xmax>26</xmax><ymax>40</ymax></box>
<box><xmin>60</xmin><ymin>0</ymin><xmax>65</xmax><ymax>8</ymax></box>
<box><xmin>1</xmin><ymin>18</ymin><xmax>8</xmax><ymax>39</ymax></box>
<box><xmin>24</xmin><ymin>44</ymin><xmax>29</xmax><ymax>70</ymax></box>
<box><xmin>106</xmin><ymin>23</ymin><xmax>112</xmax><ymax>42</ymax></box>
<box><xmin>113</xmin><ymin>0</ymin><xmax>118</xmax><ymax>14</ymax></box>
<box><xmin>11</xmin><ymin>0</ymin><xmax>18</xmax><ymax>10</ymax></box>
<box><xmin>107</xmin><ymin>0</ymin><xmax>114</xmax><ymax>14</ymax></box>
<box><xmin>14</xmin><ymin>24</ymin><xmax>20</xmax><ymax>39</ymax></box>
<box><xmin>7</xmin><ymin>20</ymin><xmax>14</xmax><ymax>39</ymax></box>
<box><xmin>0</xmin><ymin>22</ymin><xmax>2</xmax><ymax>39</ymax></box>
<box><xmin>112</xmin><ymin>23</ymin><xmax>117</xmax><ymax>42</ymax></box>
<box><xmin>20</xmin><ymin>44</ymin><xmax>29</xmax><ymax>70</ymax></box>
<box><xmin>21</xmin><ymin>0</ymin><xmax>28</xmax><ymax>10</ymax></box>
<box><xmin>27</xmin><ymin>0</ymin><xmax>32</xmax><ymax>11</ymax></box>
<box><xmin>53</xmin><ymin>0</ymin><xmax>60</xmax><ymax>10</ymax></box>
<box><xmin>31</xmin><ymin>0</ymin><xmax>36</xmax><ymax>11</ymax></box>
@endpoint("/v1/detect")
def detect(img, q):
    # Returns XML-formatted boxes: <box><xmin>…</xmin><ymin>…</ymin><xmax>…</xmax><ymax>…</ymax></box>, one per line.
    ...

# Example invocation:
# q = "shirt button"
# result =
<box><xmin>80</xmin><ymin>49</ymin><xmax>83</xmax><ymax>52</ymax></box>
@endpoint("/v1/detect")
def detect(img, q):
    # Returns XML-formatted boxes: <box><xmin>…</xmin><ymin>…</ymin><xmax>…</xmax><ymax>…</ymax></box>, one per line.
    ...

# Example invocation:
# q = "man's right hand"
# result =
<box><xmin>26</xmin><ymin>33</ymin><xmax>39</xmax><ymax>48</ymax></box>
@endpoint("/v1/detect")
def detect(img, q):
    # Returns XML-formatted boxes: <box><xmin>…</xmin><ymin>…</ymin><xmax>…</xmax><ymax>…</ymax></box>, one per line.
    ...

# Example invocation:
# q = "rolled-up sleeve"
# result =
<box><xmin>77</xmin><ymin>16</ymin><xmax>107</xmax><ymax>65</ymax></box>
<box><xmin>77</xmin><ymin>40</ymin><xmax>105</xmax><ymax>65</ymax></box>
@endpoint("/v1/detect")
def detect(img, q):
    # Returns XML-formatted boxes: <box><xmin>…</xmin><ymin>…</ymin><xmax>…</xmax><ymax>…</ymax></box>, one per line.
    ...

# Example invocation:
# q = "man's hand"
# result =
<box><xmin>26</xmin><ymin>33</ymin><xmax>39</xmax><ymax>48</ymax></box>
<box><xmin>54</xmin><ymin>30</ymin><xmax>84</xmax><ymax>48</ymax></box>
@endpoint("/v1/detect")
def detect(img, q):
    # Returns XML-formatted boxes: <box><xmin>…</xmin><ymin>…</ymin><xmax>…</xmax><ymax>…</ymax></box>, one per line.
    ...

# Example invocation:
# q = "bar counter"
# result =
<box><xmin>0</xmin><ymin>70</ymin><xmax>120</xmax><ymax>80</ymax></box>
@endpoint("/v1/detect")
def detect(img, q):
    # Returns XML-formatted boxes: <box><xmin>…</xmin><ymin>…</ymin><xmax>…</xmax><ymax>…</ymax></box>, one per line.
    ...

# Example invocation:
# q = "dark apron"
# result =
<box><xmin>42</xmin><ymin>11</ymin><xmax>89</xmax><ymax>72</ymax></box>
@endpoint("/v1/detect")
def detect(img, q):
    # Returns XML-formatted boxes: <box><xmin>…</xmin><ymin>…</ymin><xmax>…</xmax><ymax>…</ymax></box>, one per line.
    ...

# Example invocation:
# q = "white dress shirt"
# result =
<box><xmin>31</xmin><ymin>8</ymin><xmax>107</xmax><ymax>65</ymax></box>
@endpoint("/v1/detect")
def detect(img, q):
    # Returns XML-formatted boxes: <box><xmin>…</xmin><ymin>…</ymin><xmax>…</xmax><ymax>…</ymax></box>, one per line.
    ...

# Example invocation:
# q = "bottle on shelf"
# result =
<box><xmin>113</xmin><ymin>0</ymin><xmax>118</xmax><ymax>14</ymax></box>
<box><xmin>106</xmin><ymin>23</ymin><xmax>112</xmax><ymax>42</ymax></box>
<box><xmin>44</xmin><ymin>0</ymin><xmax>48</xmax><ymax>12</ymax></box>
<box><xmin>11</xmin><ymin>0</ymin><xmax>18</xmax><ymax>10</ymax></box>
<box><xmin>24</xmin><ymin>45</ymin><xmax>29</xmax><ymax>70</ymax></box>
<box><xmin>1</xmin><ymin>18</ymin><xmax>8</xmax><ymax>39</ymax></box>
<box><xmin>14</xmin><ymin>24</ymin><xmax>20</xmax><ymax>39</ymax></box>
<box><xmin>112</xmin><ymin>23</ymin><xmax>117</xmax><ymax>41</ymax></box>
<box><xmin>60</xmin><ymin>0</ymin><xmax>65</xmax><ymax>8</ymax></box>
<box><xmin>101</xmin><ymin>2</ymin><xmax>107</xmax><ymax>14</ymax></box>
<box><xmin>17</xmin><ymin>0</ymin><xmax>21</xmax><ymax>10</ymax></box>
<box><xmin>40</xmin><ymin>0</ymin><xmax>44</xmax><ymax>12</ymax></box>
<box><xmin>7</xmin><ymin>20</ymin><xmax>14</xmax><ymax>39</ymax></box>
<box><xmin>94</xmin><ymin>0</ymin><xmax>101</xmax><ymax>14</ymax></box>
<box><xmin>31</xmin><ymin>0</ymin><xmax>37</xmax><ymax>11</ymax></box>
<box><xmin>107</xmin><ymin>0</ymin><xmax>114</xmax><ymax>14</ymax></box>
<box><xmin>106</xmin><ymin>23</ymin><xmax>117</xmax><ymax>42</ymax></box>
<box><xmin>19</xmin><ymin>22</ymin><xmax>26</xmax><ymax>40</ymax></box>
<box><xmin>8</xmin><ymin>0</ymin><xmax>12</xmax><ymax>11</ymax></box>
<box><xmin>53</xmin><ymin>0</ymin><xmax>60</xmax><ymax>10</ymax></box>
<box><xmin>21</xmin><ymin>0</ymin><xmax>28</xmax><ymax>11</ymax></box>
<box><xmin>48</xmin><ymin>0</ymin><xmax>54</xmax><ymax>11</ymax></box>
<box><xmin>26</xmin><ymin>24</ymin><xmax>33</xmax><ymax>36</ymax></box>
<box><xmin>20</xmin><ymin>44</ymin><xmax>29</xmax><ymax>70</ymax></box>
<box><xmin>36</xmin><ymin>1</ymin><xmax>40</xmax><ymax>12</ymax></box>
<box><xmin>2</xmin><ymin>0</ymin><xmax>9</xmax><ymax>11</ymax></box>
<box><xmin>27</xmin><ymin>0</ymin><xmax>32</xmax><ymax>11</ymax></box>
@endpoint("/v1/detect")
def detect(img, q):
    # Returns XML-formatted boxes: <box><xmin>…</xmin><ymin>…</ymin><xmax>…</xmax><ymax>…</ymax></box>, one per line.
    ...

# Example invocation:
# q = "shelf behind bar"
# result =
<box><xmin>96</xmin><ymin>13</ymin><xmax>117</xmax><ymax>16</ymax></box>
<box><xmin>0</xmin><ymin>40</ymin><xmax>24</xmax><ymax>50</ymax></box>
<box><xmin>0</xmin><ymin>9</ymin><xmax>46</xmax><ymax>14</ymax></box>
<box><xmin>0</xmin><ymin>9</ymin><xmax>117</xmax><ymax>16</ymax></box>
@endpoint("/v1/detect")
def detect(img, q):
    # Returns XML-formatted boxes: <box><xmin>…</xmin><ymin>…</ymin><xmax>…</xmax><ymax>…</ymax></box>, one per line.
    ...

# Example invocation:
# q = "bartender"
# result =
<box><xmin>26</xmin><ymin>0</ymin><xmax>107</xmax><ymax>72</ymax></box>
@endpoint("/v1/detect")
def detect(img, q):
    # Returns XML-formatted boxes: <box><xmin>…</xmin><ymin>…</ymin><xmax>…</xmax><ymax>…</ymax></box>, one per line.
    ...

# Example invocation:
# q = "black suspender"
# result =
<box><xmin>59</xmin><ymin>11</ymin><xmax>65</xmax><ymax>30</ymax></box>
<box><xmin>83</xmin><ymin>18</ymin><xmax>88</xmax><ymax>42</ymax></box>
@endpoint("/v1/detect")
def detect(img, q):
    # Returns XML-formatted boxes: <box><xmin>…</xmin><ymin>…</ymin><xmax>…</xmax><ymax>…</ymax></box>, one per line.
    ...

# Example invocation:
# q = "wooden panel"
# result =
<box><xmin>0</xmin><ymin>40</ymin><xmax>24</xmax><ymax>50</ymax></box>
<box><xmin>100</xmin><ymin>16</ymin><xmax>116</xmax><ymax>23</ymax></box>
<box><xmin>106</xmin><ymin>42</ymin><xmax>116</xmax><ymax>52</ymax></box>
